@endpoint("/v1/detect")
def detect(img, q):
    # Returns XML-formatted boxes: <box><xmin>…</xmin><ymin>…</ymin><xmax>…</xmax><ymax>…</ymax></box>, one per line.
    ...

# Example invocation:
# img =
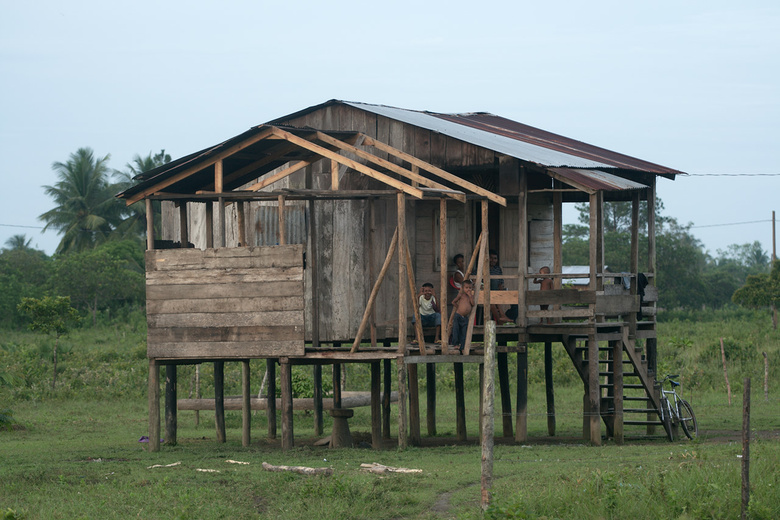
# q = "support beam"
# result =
<box><xmin>426</xmin><ymin>363</ymin><xmax>437</xmax><ymax>436</ymax></box>
<box><xmin>267</xmin><ymin>359</ymin><xmax>277</xmax><ymax>439</ymax></box>
<box><xmin>214</xmin><ymin>361</ymin><xmax>226</xmax><ymax>443</ymax></box>
<box><xmin>455</xmin><ymin>363</ymin><xmax>467</xmax><ymax>441</ymax></box>
<box><xmin>214</xmin><ymin>159</ymin><xmax>223</xmax><ymax>193</ymax></box>
<box><xmin>371</xmin><ymin>361</ymin><xmax>381</xmax><ymax>449</ymax></box>
<box><xmin>515</xmin><ymin>349</ymin><xmax>528</xmax><ymax>442</ymax></box>
<box><xmin>383</xmin><ymin>356</ymin><xmax>391</xmax><ymax>439</ymax></box>
<box><xmin>178</xmin><ymin>202</ymin><xmax>188</xmax><ymax>247</ymax></box>
<box><xmin>164</xmin><ymin>365</ymin><xmax>177</xmax><ymax>446</ymax></box>
<box><xmin>277</xmin><ymin>195</ymin><xmax>286</xmax><ymax>245</ymax></box>
<box><xmin>397</xmin><ymin>357</ymin><xmax>408</xmax><ymax>449</ymax></box>
<box><xmin>313</xmin><ymin>365</ymin><xmax>323</xmax><ymax>436</ymax></box>
<box><xmin>145</xmin><ymin>198</ymin><xmax>154</xmax><ymax>250</ymax></box>
<box><xmin>397</xmin><ymin>193</ymin><xmax>407</xmax><ymax>353</ymax></box>
<box><xmin>517</xmin><ymin>167</ymin><xmax>528</xmax><ymax>328</ymax></box>
<box><xmin>242</xmin><ymin>360</ymin><xmax>251</xmax><ymax>447</ymax></box>
<box><xmin>280</xmin><ymin>358</ymin><xmax>294</xmax><ymax>450</ymax></box>
<box><xmin>544</xmin><ymin>342</ymin><xmax>556</xmax><ymax>436</ymax></box>
<box><xmin>408</xmin><ymin>364</ymin><xmax>421</xmax><ymax>446</ymax></box>
<box><xmin>497</xmin><ymin>352</ymin><xmax>513</xmax><ymax>437</ymax></box>
<box><xmin>588</xmin><ymin>334</ymin><xmax>601</xmax><ymax>445</ymax></box>
<box><xmin>148</xmin><ymin>360</ymin><xmax>160</xmax><ymax>452</ymax></box>
<box><xmin>439</xmin><ymin>199</ymin><xmax>449</xmax><ymax>347</ymax></box>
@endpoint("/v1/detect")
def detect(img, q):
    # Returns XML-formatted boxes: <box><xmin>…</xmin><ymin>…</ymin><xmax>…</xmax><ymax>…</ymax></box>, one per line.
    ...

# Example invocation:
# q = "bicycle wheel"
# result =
<box><xmin>659</xmin><ymin>397</ymin><xmax>674</xmax><ymax>441</ymax></box>
<box><xmin>677</xmin><ymin>398</ymin><xmax>698</xmax><ymax>439</ymax></box>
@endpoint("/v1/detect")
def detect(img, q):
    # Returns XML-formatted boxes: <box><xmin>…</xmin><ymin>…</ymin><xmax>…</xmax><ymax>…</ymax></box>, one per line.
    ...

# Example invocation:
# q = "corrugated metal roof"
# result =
<box><xmin>547</xmin><ymin>167</ymin><xmax>647</xmax><ymax>193</ymax></box>
<box><xmin>342</xmin><ymin>101</ymin><xmax>682</xmax><ymax>177</ymax></box>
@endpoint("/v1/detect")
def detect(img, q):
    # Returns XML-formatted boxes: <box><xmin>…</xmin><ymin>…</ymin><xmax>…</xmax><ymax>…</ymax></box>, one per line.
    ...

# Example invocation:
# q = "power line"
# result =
<box><xmin>685</xmin><ymin>173</ymin><xmax>780</xmax><ymax>176</ymax></box>
<box><xmin>0</xmin><ymin>223</ymin><xmax>44</xmax><ymax>230</ymax></box>
<box><xmin>690</xmin><ymin>219</ymin><xmax>772</xmax><ymax>229</ymax></box>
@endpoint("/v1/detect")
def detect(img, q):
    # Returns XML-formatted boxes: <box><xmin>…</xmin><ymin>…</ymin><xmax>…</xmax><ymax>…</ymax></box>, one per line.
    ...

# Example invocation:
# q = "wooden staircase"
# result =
<box><xmin>561</xmin><ymin>325</ymin><xmax>671</xmax><ymax>441</ymax></box>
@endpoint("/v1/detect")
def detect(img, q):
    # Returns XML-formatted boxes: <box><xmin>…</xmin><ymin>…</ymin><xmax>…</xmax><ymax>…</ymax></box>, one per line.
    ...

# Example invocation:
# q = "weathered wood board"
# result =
<box><xmin>146</xmin><ymin>245</ymin><xmax>305</xmax><ymax>359</ymax></box>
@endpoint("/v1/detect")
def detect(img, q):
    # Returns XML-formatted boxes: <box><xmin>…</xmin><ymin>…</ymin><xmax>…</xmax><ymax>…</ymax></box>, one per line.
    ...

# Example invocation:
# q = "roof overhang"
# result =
<box><xmin>546</xmin><ymin>168</ymin><xmax>648</xmax><ymax>195</ymax></box>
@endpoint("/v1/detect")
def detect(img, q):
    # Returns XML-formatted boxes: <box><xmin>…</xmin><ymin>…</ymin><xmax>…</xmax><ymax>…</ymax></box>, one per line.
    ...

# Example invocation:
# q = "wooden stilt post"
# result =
<box><xmin>479</xmin><ymin>363</ymin><xmax>484</xmax><ymax>440</ymax></box>
<box><xmin>397</xmin><ymin>357</ymin><xmax>408</xmax><ymax>449</ymax></box>
<box><xmin>214</xmin><ymin>361</ymin><xmax>226</xmax><ymax>443</ymax></box>
<box><xmin>333</xmin><ymin>363</ymin><xmax>342</xmax><ymax>409</ymax></box>
<box><xmin>612</xmin><ymin>340</ymin><xmax>624</xmax><ymax>445</ymax></box>
<box><xmin>267</xmin><ymin>359</ymin><xmax>277</xmax><ymax>439</ymax></box>
<box><xmin>164</xmin><ymin>365</ymin><xmax>177</xmax><ymax>446</ymax></box>
<box><xmin>383</xmin><ymin>355</ymin><xmax>391</xmax><ymax>439</ymax></box>
<box><xmin>242</xmin><ymin>360</ymin><xmax>251</xmax><ymax>447</ymax></box>
<box><xmin>280</xmin><ymin>358</ymin><xmax>293</xmax><ymax>450</ymax></box>
<box><xmin>371</xmin><ymin>361</ymin><xmax>381</xmax><ymax>448</ymax></box>
<box><xmin>544</xmin><ymin>342</ymin><xmax>556</xmax><ymax>436</ymax></box>
<box><xmin>178</xmin><ymin>202</ymin><xmax>188</xmax><ymax>247</ymax></box>
<box><xmin>439</xmin><ymin>198</ymin><xmax>448</xmax><ymax>347</ymax></box>
<box><xmin>588</xmin><ymin>334</ymin><xmax>601</xmax><ymax>445</ymax></box>
<box><xmin>481</xmin><ymin>321</ymin><xmax>496</xmax><ymax>511</ymax></box>
<box><xmin>148</xmin><ymin>359</ymin><xmax>160</xmax><ymax>452</ymax></box>
<box><xmin>398</xmin><ymin>192</ymin><xmax>408</xmax><ymax>354</ymax></box>
<box><xmin>309</xmin><ymin>198</ymin><xmax>323</xmax><ymax>435</ymax></box>
<box><xmin>408</xmin><ymin>363</ymin><xmax>421</xmax><ymax>445</ymax></box>
<box><xmin>205</xmin><ymin>202</ymin><xmax>214</xmax><ymax>249</ymax></box>
<box><xmin>515</xmin><ymin>347</ymin><xmax>528</xmax><ymax>442</ymax></box>
<box><xmin>426</xmin><ymin>363</ymin><xmax>436</xmax><ymax>436</ymax></box>
<box><xmin>455</xmin><ymin>362</ymin><xmax>466</xmax><ymax>441</ymax></box>
<box><xmin>498</xmin><ymin>352</ymin><xmax>512</xmax><ymax>437</ymax></box>
<box><xmin>313</xmin><ymin>365</ymin><xmax>323</xmax><ymax>436</ymax></box>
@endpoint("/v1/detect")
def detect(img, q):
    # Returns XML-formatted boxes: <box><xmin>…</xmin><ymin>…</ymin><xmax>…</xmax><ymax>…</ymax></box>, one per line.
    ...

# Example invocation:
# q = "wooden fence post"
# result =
<box><xmin>720</xmin><ymin>338</ymin><xmax>732</xmax><ymax>405</ymax></box>
<box><xmin>741</xmin><ymin>378</ymin><xmax>751</xmax><ymax>520</ymax></box>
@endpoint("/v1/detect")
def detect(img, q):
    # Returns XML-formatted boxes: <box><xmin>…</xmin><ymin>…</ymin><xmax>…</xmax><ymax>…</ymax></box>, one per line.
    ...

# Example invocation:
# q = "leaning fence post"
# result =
<box><xmin>720</xmin><ymin>338</ymin><xmax>732</xmax><ymax>406</ymax></box>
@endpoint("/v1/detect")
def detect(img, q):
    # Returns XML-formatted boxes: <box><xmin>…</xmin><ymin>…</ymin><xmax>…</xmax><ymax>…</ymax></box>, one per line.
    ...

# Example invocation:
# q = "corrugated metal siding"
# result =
<box><xmin>250</xmin><ymin>204</ymin><xmax>308</xmax><ymax>246</ymax></box>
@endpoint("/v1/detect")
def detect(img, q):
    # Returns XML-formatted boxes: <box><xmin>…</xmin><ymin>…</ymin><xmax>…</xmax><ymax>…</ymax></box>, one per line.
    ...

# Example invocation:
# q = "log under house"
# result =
<box><xmin>117</xmin><ymin>100</ymin><xmax>682</xmax><ymax>452</ymax></box>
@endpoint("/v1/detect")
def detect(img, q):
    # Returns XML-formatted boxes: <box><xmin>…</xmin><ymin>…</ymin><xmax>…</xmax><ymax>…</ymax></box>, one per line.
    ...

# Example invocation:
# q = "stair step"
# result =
<box><xmin>623</xmin><ymin>408</ymin><xmax>659</xmax><ymax>413</ymax></box>
<box><xmin>600</xmin><ymin>383</ymin><xmax>645</xmax><ymax>389</ymax></box>
<box><xmin>624</xmin><ymin>396</ymin><xmax>651</xmax><ymax>401</ymax></box>
<box><xmin>624</xmin><ymin>420</ymin><xmax>663</xmax><ymax>426</ymax></box>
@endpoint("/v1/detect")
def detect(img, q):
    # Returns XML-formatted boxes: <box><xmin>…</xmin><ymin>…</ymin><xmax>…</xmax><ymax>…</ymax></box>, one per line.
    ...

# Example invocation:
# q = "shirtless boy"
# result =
<box><xmin>450</xmin><ymin>280</ymin><xmax>474</xmax><ymax>352</ymax></box>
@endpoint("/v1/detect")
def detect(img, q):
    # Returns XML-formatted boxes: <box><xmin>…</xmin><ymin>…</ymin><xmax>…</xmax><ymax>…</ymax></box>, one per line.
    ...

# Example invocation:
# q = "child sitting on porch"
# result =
<box><xmin>450</xmin><ymin>280</ymin><xmax>474</xmax><ymax>353</ymax></box>
<box><xmin>416</xmin><ymin>282</ymin><xmax>441</xmax><ymax>343</ymax></box>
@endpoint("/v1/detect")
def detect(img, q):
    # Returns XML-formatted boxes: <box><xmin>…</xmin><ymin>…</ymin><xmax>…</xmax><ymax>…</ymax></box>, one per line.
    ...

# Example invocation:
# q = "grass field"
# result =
<box><xmin>1</xmin><ymin>307</ymin><xmax>779</xmax><ymax>519</ymax></box>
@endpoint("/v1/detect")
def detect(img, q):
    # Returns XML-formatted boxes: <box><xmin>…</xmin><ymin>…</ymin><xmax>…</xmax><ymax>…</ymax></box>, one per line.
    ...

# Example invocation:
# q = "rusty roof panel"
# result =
<box><xmin>343</xmin><ymin>101</ymin><xmax>682</xmax><ymax>176</ymax></box>
<box><xmin>548</xmin><ymin>168</ymin><xmax>648</xmax><ymax>192</ymax></box>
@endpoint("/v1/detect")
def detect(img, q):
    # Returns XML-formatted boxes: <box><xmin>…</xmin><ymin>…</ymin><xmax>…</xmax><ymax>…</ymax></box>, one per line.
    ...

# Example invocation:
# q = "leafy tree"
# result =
<box><xmin>0</xmin><ymin>248</ymin><xmax>52</xmax><ymax>328</ymax></box>
<box><xmin>39</xmin><ymin>148</ymin><xmax>122</xmax><ymax>253</ymax></box>
<box><xmin>732</xmin><ymin>260</ymin><xmax>780</xmax><ymax>309</ymax></box>
<box><xmin>17</xmin><ymin>296</ymin><xmax>80</xmax><ymax>389</ymax></box>
<box><xmin>52</xmin><ymin>242</ymin><xmax>145</xmax><ymax>325</ymax></box>
<box><xmin>112</xmin><ymin>150</ymin><xmax>171</xmax><ymax>242</ymax></box>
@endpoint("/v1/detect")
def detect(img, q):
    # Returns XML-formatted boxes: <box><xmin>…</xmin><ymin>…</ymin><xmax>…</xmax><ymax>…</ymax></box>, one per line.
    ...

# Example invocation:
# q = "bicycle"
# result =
<box><xmin>657</xmin><ymin>374</ymin><xmax>698</xmax><ymax>441</ymax></box>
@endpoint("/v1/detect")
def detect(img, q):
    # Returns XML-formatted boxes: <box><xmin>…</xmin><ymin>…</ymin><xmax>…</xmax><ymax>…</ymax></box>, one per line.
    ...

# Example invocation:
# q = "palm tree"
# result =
<box><xmin>112</xmin><ymin>150</ymin><xmax>171</xmax><ymax>241</ymax></box>
<box><xmin>39</xmin><ymin>148</ymin><xmax>121</xmax><ymax>254</ymax></box>
<box><xmin>3</xmin><ymin>234</ymin><xmax>32</xmax><ymax>251</ymax></box>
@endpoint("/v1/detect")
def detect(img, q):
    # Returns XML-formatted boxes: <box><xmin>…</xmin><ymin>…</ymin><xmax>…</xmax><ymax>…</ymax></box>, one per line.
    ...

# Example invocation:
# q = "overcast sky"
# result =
<box><xmin>1</xmin><ymin>1</ymin><xmax>778</xmax><ymax>257</ymax></box>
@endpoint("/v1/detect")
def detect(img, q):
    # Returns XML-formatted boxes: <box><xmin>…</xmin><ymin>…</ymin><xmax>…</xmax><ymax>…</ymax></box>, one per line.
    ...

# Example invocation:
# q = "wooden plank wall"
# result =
<box><xmin>146</xmin><ymin>245</ymin><xmax>305</xmax><ymax>359</ymax></box>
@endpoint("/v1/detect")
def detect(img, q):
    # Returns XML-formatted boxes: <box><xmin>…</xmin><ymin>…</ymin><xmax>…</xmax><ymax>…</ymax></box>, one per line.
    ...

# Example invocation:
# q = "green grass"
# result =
<box><xmin>2</xmin><ymin>307</ymin><xmax>779</xmax><ymax>518</ymax></box>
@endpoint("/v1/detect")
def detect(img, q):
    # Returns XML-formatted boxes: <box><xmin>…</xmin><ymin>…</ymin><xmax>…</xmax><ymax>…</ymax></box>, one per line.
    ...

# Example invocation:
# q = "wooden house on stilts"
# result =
<box><xmin>117</xmin><ymin>100</ymin><xmax>682</xmax><ymax>452</ymax></box>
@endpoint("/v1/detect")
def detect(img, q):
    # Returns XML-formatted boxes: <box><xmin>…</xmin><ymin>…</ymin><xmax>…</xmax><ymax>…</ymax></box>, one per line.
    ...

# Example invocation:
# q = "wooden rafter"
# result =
<box><xmin>269</xmin><ymin>127</ymin><xmax>425</xmax><ymax>199</ymax></box>
<box><xmin>124</xmin><ymin>127</ymin><xmax>276</xmax><ymax>205</ymax></box>
<box><xmin>359</xmin><ymin>134</ymin><xmax>507</xmax><ymax>207</ymax></box>
<box><xmin>313</xmin><ymin>131</ymin><xmax>466</xmax><ymax>203</ymax></box>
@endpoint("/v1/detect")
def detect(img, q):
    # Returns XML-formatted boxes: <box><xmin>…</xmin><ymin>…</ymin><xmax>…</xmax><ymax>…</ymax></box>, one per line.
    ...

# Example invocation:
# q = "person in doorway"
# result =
<box><xmin>450</xmin><ymin>280</ymin><xmax>474</xmax><ymax>352</ymax></box>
